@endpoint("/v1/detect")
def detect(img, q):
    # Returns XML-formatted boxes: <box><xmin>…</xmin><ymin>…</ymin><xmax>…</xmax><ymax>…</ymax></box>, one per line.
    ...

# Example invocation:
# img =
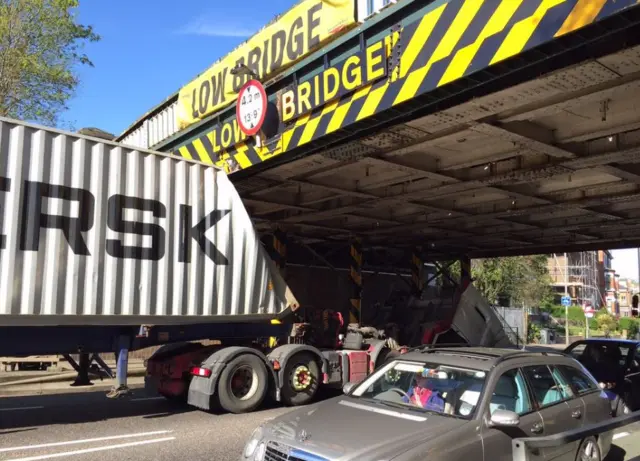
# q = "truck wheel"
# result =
<box><xmin>217</xmin><ymin>354</ymin><xmax>268</xmax><ymax>414</ymax></box>
<box><xmin>281</xmin><ymin>352</ymin><xmax>320</xmax><ymax>406</ymax></box>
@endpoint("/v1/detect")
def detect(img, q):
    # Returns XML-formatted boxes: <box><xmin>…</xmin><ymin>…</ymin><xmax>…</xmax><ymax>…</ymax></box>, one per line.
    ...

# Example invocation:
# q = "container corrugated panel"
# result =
<box><xmin>148</xmin><ymin>102</ymin><xmax>178</xmax><ymax>148</ymax></box>
<box><xmin>120</xmin><ymin>124</ymin><xmax>148</xmax><ymax>150</ymax></box>
<box><xmin>0</xmin><ymin>116</ymin><xmax>294</xmax><ymax>326</ymax></box>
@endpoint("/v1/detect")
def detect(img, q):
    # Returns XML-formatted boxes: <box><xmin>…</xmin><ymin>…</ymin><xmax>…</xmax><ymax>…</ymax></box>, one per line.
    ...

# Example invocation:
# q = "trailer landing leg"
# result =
<box><xmin>70</xmin><ymin>352</ymin><xmax>93</xmax><ymax>387</ymax></box>
<box><xmin>107</xmin><ymin>336</ymin><xmax>131</xmax><ymax>399</ymax></box>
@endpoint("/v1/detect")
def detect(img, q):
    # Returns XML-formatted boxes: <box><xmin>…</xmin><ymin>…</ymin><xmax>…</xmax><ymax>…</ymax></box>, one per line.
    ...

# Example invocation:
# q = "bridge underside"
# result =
<box><xmin>237</xmin><ymin>43</ymin><xmax>640</xmax><ymax>263</ymax></box>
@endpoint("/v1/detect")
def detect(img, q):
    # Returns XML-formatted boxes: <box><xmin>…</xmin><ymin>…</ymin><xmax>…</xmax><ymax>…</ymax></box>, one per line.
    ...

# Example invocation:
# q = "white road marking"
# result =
<box><xmin>0</xmin><ymin>430</ymin><xmax>174</xmax><ymax>453</ymax></box>
<box><xmin>0</xmin><ymin>406</ymin><xmax>44</xmax><ymax>412</ymax></box>
<box><xmin>5</xmin><ymin>437</ymin><xmax>175</xmax><ymax>461</ymax></box>
<box><xmin>131</xmin><ymin>396</ymin><xmax>164</xmax><ymax>402</ymax></box>
<box><xmin>613</xmin><ymin>431</ymin><xmax>630</xmax><ymax>440</ymax></box>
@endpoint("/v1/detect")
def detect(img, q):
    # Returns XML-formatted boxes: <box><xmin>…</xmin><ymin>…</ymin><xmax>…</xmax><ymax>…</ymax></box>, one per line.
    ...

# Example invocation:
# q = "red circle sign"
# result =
<box><xmin>236</xmin><ymin>79</ymin><xmax>267</xmax><ymax>136</ymax></box>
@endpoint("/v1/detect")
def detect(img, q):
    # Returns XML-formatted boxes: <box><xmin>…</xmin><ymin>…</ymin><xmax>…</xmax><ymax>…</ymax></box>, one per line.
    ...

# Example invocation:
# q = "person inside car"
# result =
<box><xmin>402</xmin><ymin>369</ymin><xmax>447</xmax><ymax>411</ymax></box>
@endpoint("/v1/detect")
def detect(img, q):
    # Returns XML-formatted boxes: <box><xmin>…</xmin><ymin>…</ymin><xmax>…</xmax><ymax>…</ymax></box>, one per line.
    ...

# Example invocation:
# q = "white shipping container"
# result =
<box><xmin>0</xmin><ymin>116</ymin><xmax>296</xmax><ymax>326</ymax></box>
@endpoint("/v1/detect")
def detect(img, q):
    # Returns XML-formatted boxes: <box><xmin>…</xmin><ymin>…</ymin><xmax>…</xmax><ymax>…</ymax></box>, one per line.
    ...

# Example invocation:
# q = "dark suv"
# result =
<box><xmin>565</xmin><ymin>338</ymin><xmax>640</xmax><ymax>415</ymax></box>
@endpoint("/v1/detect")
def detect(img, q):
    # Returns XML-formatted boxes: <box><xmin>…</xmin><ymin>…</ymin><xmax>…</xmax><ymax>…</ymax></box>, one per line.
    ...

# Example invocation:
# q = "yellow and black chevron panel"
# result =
<box><xmin>411</xmin><ymin>247</ymin><xmax>423</xmax><ymax>297</ymax></box>
<box><xmin>175</xmin><ymin>132</ymin><xmax>284</xmax><ymax>174</ymax></box>
<box><xmin>173</xmin><ymin>0</ymin><xmax>637</xmax><ymax>172</ymax></box>
<box><xmin>348</xmin><ymin>238</ymin><xmax>363</xmax><ymax>325</ymax></box>
<box><xmin>282</xmin><ymin>0</ymin><xmax>638</xmax><ymax>153</ymax></box>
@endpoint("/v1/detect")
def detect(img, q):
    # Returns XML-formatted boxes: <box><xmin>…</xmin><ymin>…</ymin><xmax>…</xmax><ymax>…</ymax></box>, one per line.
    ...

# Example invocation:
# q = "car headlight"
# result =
<box><xmin>254</xmin><ymin>443</ymin><xmax>266</xmax><ymax>460</ymax></box>
<box><xmin>243</xmin><ymin>426</ymin><xmax>264</xmax><ymax>459</ymax></box>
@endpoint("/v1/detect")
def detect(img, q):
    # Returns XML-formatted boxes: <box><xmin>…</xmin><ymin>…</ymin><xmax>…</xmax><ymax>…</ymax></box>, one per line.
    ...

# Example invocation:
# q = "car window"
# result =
<box><xmin>549</xmin><ymin>365</ymin><xmax>575</xmax><ymax>399</ymax></box>
<box><xmin>522</xmin><ymin>365</ymin><xmax>566</xmax><ymax>408</ymax></box>
<box><xmin>350</xmin><ymin>359</ymin><xmax>487</xmax><ymax>419</ymax></box>
<box><xmin>607</xmin><ymin>345</ymin><xmax>630</xmax><ymax>367</ymax></box>
<box><xmin>566</xmin><ymin>343</ymin><xmax>586</xmax><ymax>360</ymax></box>
<box><xmin>489</xmin><ymin>368</ymin><xmax>532</xmax><ymax>416</ymax></box>
<box><xmin>557</xmin><ymin>365</ymin><xmax>598</xmax><ymax>394</ymax></box>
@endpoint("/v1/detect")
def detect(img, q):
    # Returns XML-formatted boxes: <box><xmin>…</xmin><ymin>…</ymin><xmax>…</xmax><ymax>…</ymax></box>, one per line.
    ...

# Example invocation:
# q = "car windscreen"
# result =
<box><xmin>350</xmin><ymin>360</ymin><xmax>486</xmax><ymax>419</ymax></box>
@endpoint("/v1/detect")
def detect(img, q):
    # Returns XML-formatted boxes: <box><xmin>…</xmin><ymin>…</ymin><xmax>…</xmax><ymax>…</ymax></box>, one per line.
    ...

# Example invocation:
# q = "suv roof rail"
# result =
<box><xmin>404</xmin><ymin>344</ymin><xmax>507</xmax><ymax>360</ymax></box>
<box><xmin>492</xmin><ymin>349</ymin><xmax>568</xmax><ymax>367</ymax></box>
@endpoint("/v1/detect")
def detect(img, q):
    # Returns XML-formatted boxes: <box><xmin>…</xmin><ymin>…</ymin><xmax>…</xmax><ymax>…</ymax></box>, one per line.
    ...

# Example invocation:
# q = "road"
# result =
<box><xmin>1</xmin><ymin>390</ymin><xmax>639</xmax><ymax>461</ymax></box>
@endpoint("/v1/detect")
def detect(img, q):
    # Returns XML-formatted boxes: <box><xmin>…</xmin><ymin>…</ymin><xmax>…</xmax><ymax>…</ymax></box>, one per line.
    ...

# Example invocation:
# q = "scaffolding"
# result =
<box><xmin>549</xmin><ymin>252</ymin><xmax>603</xmax><ymax>307</ymax></box>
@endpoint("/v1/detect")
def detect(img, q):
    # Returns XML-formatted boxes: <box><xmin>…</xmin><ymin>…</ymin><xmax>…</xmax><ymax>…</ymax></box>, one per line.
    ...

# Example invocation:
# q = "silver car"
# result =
<box><xmin>240</xmin><ymin>347</ymin><xmax>613</xmax><ymax>461</ymax></box>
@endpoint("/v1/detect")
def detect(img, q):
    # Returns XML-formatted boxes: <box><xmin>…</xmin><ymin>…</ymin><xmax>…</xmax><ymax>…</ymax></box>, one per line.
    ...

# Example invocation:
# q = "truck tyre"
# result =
<box><xmin>217</xmin><ymin>354</ymin><xmax>268</xmax><ymax>414</ymax></box>
<box><xmin>281</xmin><ymin>352</ymin><xmax>320</xmax><ymax>406</ymax></box>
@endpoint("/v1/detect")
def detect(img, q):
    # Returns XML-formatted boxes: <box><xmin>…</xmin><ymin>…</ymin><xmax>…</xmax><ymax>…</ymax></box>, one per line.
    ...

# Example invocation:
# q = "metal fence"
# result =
<box><xmin>493</xmin><ymin>306</ymin><xmax>526</xmax><ymax>346</ymax></box>
<box><xmin>512</xmin><ymin>410</ymin><xmax>640</xmax><ymax>461</ymax></box>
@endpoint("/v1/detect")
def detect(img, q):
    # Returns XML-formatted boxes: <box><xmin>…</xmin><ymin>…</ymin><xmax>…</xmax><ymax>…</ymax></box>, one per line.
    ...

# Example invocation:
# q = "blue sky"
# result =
<box><xmin>65</xmin><ymin>0</ymin><xmax>296</xmax><ymax>136</ymax></box>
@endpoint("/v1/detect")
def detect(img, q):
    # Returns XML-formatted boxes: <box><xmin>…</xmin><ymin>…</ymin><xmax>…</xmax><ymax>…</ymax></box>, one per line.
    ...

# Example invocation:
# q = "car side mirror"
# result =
<box><xmin>489</xmin><ymin>409</ymin><xmax>520</xmax><ymax>427</ymax></box>
<box><xmin>343</xmin><ymin>382</ymin><xmax>356</xmax><ymax>395</ymax></box>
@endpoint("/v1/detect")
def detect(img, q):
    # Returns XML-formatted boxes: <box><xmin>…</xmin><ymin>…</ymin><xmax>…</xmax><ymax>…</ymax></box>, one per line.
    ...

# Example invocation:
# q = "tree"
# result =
<box><xmin>0</xmin><ymin>0</ymin><xmax>99</xmax><ymax>126</ymax></box>
<box><xmin>595</xmin><ymin>311</ymin><xmax>617</xmax><ymax>337</ymax></box>
<box><xmin>448</xmin><ymin>255</ymin><xmax>553</xmax><ymax>307</ymax></box>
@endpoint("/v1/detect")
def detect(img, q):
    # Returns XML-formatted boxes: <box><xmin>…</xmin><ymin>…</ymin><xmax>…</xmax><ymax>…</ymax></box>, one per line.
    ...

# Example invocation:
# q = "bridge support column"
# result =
<box><xmin>348</xmin><ymin>238</ymin><xmax>363</xmax><ymax>326</ymax></box>
<box><xmin>460</xmin><ymin>256</ymin><xmax>472</xmax><ymax>291</ymax></box>
<box><xmin>411</xmin><ymin>247</ymin><xmax>424</xmax><ymax>299</ymax></box>
<box><xmin>268</xmin><ymin>228</ymin><xmax>287</xmax><ymax>347</ymax></box>
<box><xmin>272</xmin><ymin>228</ymin><xmax>287</xmax><ymax>275</ymax></box>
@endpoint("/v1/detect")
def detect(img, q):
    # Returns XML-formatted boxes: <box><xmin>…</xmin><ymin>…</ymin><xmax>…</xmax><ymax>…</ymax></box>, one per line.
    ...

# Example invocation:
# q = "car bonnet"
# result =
<box><xmin>261</xmin><ymin>395</ymin><xmax>469</xmax><ymax>460</ymax></box>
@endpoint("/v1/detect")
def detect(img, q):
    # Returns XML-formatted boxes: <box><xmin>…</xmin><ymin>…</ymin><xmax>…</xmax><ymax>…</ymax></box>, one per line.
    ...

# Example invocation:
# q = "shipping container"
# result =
<box><xmin>119</xmin><ymin>100</ymin><xmax>179</xmax><ymax>150</ymax></box>
<box><xmin>0</xmin><ymin>116</ymin><xmax>296</xmax><ymax>327</ymax></box>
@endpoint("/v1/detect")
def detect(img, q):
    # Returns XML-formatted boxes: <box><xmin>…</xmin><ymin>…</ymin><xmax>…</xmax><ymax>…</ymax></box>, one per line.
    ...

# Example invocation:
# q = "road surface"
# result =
<box><xmin>1</xmin><ymin>389</ymin><xmax>639</xmax><ymax>461</ymax></box>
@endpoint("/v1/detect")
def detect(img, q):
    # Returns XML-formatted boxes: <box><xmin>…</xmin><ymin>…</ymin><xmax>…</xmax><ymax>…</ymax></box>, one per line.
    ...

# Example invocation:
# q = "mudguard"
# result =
<box><xmin>187</xmin><ymin>346</ymin><xmax>276</xmax><ymax>411</ymax></box>
<box><xmin>364</xmin><ymin>339</ymin><xmax>389</xmax><ymax>373</ymax></box>
<box><xmin>268</xmin><ymin>344</ymin><xmax>328</xmax><ymax>389</ymax></box>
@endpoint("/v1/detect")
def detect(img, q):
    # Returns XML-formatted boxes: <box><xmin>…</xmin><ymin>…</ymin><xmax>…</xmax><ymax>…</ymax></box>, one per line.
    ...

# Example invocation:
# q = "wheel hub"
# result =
<box><xmin>230</xmin><ymin>366</ymin><xmax>254</xmax><ymax>399</ymax></box>
<box><xmin>292</xmin><ymin>365</ymin><xmax>311</xmax><ymax>391</ymax></box>
<box><xmin>580</xmin><ymin>440</ymin><xmax>599</xmax><ymax>461</ymax></box>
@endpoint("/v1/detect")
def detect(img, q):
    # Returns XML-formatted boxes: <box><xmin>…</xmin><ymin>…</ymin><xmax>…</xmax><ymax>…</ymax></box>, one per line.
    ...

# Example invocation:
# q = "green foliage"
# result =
<box><xmin>588</xmin><ymin>317</ymin><xmax>598</xmax><ymax>331</ymax></box>
<box><xmin>619</xmin><ymin>317</ymin><xmax>640</xmax><ymax>338</ymax></box>
<box><xmin>0</xmin><ymin>0</ymin><xmax>100</xmax><ymax>126</ymax></box>
<box><xmin>595</xmin><ymin>312</ymin><xmax>618</xmax><ymax>336</ymax></box>
<box><xmin>448</xmin><ymin>255</ymin><xmax>553</xmax><ymax>307</ymax></box>
<box><xmin>542</xmin><ymin>305</ymin><xmax>586</xmax><ymax>325</ymax></box>
<box><xmin>527</xmin><ymin>323</ymin><xmax>541</xmax><ymax>343</ymax></box>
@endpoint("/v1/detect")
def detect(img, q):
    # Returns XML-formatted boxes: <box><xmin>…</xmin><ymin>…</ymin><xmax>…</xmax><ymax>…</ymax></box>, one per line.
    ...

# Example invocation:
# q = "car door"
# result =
<box><xmin>556</xmin><ymin>363</ymin><xmax>612</xmax><ymax>425</ymax></box>
<box><xmin>480</xmin><ymin>367</ymin><xmax>544</xmax><ymax>461</ymax></box>
<box><xmin>522</xmin><ymin>364</ymin><xmax>581</xmax><ymax>460</ymax></box>
<box><xmin>624</xmin><ymin>344</ymin><xmax>640</xmax><ymax>409</ymax></box>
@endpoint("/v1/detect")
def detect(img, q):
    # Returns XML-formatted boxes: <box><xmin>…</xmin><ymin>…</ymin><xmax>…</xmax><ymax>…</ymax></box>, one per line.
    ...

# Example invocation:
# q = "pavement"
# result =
<box><xmin>0</xmin><ymin>365</ymin><xmax>147</xmax><ymax>396</ymax></box>
<box><xmin>0</xmin><ymin>388</ymin><xmax>639</xmax><ymax>461</ymax></box>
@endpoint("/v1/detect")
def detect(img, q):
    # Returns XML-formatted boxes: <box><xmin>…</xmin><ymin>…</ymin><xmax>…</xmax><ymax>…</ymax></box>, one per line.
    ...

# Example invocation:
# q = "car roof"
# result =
<box><xmin>571</xmin><ymin>338</ymin><xmax>640</xmax><ymax>346</ymax></box>
<box><xmin>397</xmin><ymin>346</ymin><xmax>569</xmax><ymax>372</ymax></box>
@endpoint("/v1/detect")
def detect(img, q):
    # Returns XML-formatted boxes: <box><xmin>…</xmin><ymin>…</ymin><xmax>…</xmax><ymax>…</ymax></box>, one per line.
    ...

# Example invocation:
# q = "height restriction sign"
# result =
<box><xmin>236</xmin><ymin>79</ymin><xmax>267</xmax><ymax>136</ymax></box>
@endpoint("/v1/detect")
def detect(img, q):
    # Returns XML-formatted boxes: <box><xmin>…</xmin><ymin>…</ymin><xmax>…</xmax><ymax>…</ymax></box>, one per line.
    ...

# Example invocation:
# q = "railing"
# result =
<box><xmin>512</xmin><ymin>410</ymin><xmax>640</xmax><ymax>461</ymax></box>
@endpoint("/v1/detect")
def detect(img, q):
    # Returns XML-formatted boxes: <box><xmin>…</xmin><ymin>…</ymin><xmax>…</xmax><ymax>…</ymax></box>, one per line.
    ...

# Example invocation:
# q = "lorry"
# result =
<box><xmin>144</xmin><ymin>283</ymin><xmax>514</xmax><ymax>413</ymax></box>
<box><xmin>0</xmin><ymin>116</ymin><xmax>511</xmax><ymax>413</ymax></box>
